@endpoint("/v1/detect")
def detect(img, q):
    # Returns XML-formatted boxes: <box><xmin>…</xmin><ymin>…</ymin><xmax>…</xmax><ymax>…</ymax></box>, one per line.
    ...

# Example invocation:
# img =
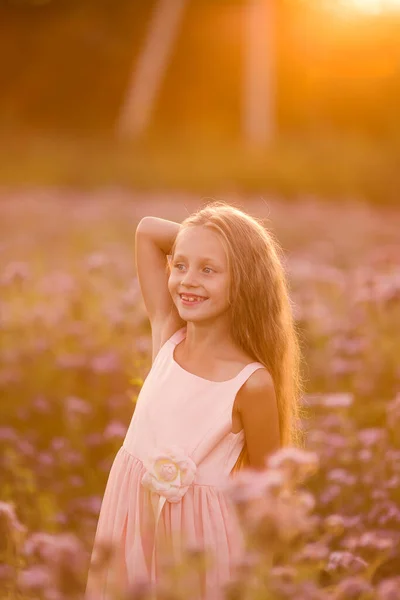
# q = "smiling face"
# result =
<box><xmin>168</xmin><ymin>226</ymin><xmax>231</xmax><ymax>323</ymax></box>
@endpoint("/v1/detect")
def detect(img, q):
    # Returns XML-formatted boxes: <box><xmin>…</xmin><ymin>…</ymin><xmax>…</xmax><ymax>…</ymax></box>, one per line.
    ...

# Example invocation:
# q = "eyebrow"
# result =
<box><xmin>173</xmin><ymin>254</ymin><xmax>220</xmax><ymax>265</ymax></box>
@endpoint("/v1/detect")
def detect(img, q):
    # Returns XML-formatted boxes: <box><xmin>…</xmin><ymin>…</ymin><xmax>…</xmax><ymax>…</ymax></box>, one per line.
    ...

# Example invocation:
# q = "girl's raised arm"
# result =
<box><xmin>135</xmin><ymin>217</ymin><xmax>186</xmax><ymax>361</ymax></box>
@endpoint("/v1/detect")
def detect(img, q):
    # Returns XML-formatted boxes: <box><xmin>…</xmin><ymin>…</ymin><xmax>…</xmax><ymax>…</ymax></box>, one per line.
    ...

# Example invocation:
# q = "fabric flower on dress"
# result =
<box><xmin>141</xmin><ymin>444</ymin><xmax>197</xmax><ymax>503</ymax></box>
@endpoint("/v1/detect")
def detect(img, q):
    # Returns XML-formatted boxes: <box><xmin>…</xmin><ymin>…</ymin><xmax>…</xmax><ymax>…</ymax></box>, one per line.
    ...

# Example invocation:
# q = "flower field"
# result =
<box><xmin>1</xmin><ymin>191</ymin><xmax>400</xmax><ymax>599</ymax></box>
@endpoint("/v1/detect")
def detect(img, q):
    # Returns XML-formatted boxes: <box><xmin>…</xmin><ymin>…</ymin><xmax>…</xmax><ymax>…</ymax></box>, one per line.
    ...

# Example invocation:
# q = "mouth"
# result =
<box><xmin>179</xmin><ymin>293</ymin><xmax>209</xmax><ymax>306</ymax></box>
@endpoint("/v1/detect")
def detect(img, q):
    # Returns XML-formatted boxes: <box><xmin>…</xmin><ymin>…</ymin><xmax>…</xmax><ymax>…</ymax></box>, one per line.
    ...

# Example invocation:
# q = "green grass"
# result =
<box><xmin>0</xmin><ymin>131</ymin><xmax>398</xmax><ymax>205</ymax></box>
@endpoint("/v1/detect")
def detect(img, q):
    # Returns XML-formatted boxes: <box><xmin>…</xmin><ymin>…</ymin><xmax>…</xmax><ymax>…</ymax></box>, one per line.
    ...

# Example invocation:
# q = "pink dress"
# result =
<box><xmin>85</xmin><ymin>326</ymin><xmax>266</xmax><ymax>600</ymax></box>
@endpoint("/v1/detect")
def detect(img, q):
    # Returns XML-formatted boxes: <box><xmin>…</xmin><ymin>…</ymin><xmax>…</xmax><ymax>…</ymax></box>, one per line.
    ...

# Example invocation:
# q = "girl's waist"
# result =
<box><xmin>120</xmin><ymin>443</ymin><xmax>235</xmax><ymax>490</ymax></box>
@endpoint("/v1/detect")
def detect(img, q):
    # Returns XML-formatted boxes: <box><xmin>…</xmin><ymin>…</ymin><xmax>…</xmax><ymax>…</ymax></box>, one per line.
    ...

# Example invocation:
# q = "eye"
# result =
<box><xmin>173</xmin><ymin>263</ymin><xmax>214</xmax><ymax>274</ymax></box>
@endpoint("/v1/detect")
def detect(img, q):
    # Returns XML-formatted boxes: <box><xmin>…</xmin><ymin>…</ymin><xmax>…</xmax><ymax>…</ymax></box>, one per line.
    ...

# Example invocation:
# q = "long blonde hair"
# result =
<box><xmin>170</xmin><ymin>201</ymin><xmax>306</xmax><ymax>472</ymax></box>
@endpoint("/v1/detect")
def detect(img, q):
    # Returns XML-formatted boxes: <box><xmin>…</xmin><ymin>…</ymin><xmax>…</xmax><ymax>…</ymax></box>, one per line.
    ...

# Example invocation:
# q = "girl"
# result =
<box><xmin>85</xmin><ymin>201</ymin><xmax>304</xmax><ymax>600</ymax></box>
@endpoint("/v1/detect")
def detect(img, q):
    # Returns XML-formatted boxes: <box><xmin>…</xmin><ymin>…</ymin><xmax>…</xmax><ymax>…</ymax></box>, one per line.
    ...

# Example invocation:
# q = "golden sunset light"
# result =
<box><xmin>339</xmin><ymin>0</ymin><xmax>400</xmax><ymax>12</ymax></box>
<box><xmin>2</xmin><ymin>1</ymin><xmax>400</xmax><ymax>599</ymax></box>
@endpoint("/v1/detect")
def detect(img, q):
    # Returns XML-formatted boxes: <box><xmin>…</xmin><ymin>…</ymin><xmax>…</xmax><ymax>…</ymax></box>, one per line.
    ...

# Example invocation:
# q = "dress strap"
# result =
<box><xmin>151</xmin><ymin>327</ymin><xmax>185</xmax><ymax>366</ymax></box>
<box><xmin>167</xmin><ymin>326</ymin><xmax>186</xmax><ymax>346</ymax></box>
<box><xmin>230</xmin><ymin>362</ymin><xmax>267</xmax><ymax>389</ymax></box>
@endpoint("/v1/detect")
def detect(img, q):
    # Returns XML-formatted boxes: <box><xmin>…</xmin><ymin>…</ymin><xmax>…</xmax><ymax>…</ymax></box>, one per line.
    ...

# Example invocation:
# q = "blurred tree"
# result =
<box><xmin>0</xmin><ymin>0</ymin><xmax>399</xmax><ymax>142</ymax></box>
<box><xmin>116</xmin><ymin>0</ymin><xmax>278</xmax><ymax>148</ymax></box>
<box><xmin>116</xmin><ymin>0</ymin><xmax>188</xmax><ymax>139</ymax></box>
<box><xmin>243</xmin><ymin>0</ymin><xmax>277</xmax><ymax>147</ymax></box>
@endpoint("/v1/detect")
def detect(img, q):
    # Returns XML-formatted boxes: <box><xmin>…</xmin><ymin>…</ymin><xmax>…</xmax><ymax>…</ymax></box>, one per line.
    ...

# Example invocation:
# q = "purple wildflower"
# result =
<box><xmin>333</xmin><ymin>576</ymin><xmax>374</xmax><ymax>600</ymax></box>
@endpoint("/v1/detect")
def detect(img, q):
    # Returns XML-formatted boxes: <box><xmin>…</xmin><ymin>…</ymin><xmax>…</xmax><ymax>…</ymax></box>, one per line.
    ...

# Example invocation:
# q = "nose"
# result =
<box><xmin>180</xmin><ymin>269</ymin><xmax>200</xmax><ymax>289</ymax></box>
<box><xmin>181</xmin><ymin>277</ymin><xmax>198</xmax><ymax>288</ymax></box>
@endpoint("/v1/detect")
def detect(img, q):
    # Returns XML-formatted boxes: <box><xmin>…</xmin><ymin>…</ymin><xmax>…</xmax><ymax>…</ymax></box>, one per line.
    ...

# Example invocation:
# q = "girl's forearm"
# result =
<box><xmin>137</xmin><ymin>216</ymin><xmax>181</xmax><ymax>255</ymax></box>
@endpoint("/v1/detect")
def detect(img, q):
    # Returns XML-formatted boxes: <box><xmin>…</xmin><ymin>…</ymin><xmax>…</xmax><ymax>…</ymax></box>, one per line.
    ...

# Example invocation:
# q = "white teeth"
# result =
<box><xmin>181</xmin><ymin>295</ymin><xmax>204</xmax><ymax>302</ymax></box>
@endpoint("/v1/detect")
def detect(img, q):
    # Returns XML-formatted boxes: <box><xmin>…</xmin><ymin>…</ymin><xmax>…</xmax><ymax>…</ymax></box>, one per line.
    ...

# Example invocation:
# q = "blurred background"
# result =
<box><xmin>2</xmin><ymin>2</ymin><xmax>400</xmax><ymax>598</ymax></box>
<box><xmin>0</xmin><ymin>0</ymin><xmax>399</xmax><ymax>202</ymax></box>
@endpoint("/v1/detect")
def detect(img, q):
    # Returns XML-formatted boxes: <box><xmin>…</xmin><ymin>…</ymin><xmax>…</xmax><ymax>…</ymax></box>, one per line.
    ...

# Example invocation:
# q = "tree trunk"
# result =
<box><xmin>243</xmin><ymin>0</ymin><xmax>276</xmax><ymax>147</ymax></box>
<box><xmin>116</xmin><ymin>0</ymin><xmax>188</xmax><ymax>139</ymax></box>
